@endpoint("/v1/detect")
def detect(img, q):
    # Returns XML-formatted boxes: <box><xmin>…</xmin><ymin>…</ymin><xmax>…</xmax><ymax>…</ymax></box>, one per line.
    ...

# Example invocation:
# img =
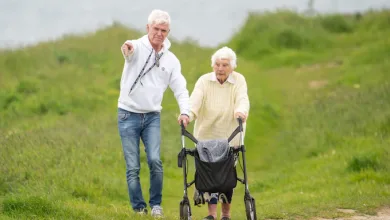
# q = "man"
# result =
<box><xmin>189</xmin><ymin>46</ymin><xmax>250</xmax><ymax>220</ymax></box>
<box><xmin>117</xmin><ymin>9</ymin><xmax>190</xmax><ymax>218</ymax></box>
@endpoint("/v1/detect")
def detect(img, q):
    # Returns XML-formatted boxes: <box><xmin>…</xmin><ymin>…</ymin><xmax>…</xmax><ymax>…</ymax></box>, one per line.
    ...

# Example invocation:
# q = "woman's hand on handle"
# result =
<box><xmin>234</xmin><ymin>112</ymin><xmax>247</xmax><ymax>123</ymax></box>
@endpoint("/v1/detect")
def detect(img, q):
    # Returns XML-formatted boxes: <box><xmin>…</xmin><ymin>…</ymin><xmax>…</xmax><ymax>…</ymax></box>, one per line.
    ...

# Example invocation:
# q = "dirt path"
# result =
<box><xmin>313</xmin><ymin>207</ymin><xmax>390</xmax><ymax>220</ymax></box>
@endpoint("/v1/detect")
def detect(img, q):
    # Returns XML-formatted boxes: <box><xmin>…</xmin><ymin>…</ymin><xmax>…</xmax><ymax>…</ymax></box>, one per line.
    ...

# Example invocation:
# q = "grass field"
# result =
<box><xmin>1</xmin><ymin>9</ymin><xmax>390</xmax><ymax>220</ymax></box>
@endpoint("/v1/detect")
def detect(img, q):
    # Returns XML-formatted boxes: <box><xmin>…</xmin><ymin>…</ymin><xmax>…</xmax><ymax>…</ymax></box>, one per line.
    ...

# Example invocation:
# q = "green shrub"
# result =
<box><xmin>347</xmin><ymin>154</ymin><xmax>381</xmax><ymax>172</ymax></box>
<box><xmin>319</xmin><ymin>15</ymin><xmax>354</xmax><ymax>33</ymax></box>
<box><xmin>16</xmin><ymin>80</ymin><xmax>39</xmax><ymax>95</ymax></box>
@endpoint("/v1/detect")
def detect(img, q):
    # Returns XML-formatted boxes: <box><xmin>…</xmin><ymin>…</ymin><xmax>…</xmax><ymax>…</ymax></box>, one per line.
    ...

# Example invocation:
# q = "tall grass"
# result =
<box><xmin>1</xmin><ymin>9</ymin><xmax>390</xmax><ymax>219</ymax></box>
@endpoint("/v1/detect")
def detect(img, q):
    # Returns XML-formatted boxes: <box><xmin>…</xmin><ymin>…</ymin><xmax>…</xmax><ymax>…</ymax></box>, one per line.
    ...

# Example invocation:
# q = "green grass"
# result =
<box><xmin>1</xmin><ymin>9</ymin><xmax>390</xmax><ymax>219</ymax></box>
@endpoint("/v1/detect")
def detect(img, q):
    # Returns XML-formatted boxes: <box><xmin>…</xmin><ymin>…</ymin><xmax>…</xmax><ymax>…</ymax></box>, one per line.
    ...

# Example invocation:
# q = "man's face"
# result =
<box><xmin>147</xmin><ymin>23</ymin><xmax>170</xmax><ymax>49</ymax></box>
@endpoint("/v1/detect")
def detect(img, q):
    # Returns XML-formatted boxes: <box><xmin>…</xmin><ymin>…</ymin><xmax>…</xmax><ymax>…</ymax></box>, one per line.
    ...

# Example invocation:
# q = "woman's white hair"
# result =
<box><xmin>211</xmin><ymin>46</ymin><xmax>237</xmax><ymax>69</ymax></box>
<box><xmin>148</xmin><ymin>9</ymin><xmax>171</xmax><ymax>25</ymax></box>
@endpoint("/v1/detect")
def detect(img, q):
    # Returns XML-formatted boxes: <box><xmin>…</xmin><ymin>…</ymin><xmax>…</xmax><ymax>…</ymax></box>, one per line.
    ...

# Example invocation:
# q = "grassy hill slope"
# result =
<box><xmin>1</xmin><ymin>9</ymin><xmax>389</xmax><ymax>219</ymax></box>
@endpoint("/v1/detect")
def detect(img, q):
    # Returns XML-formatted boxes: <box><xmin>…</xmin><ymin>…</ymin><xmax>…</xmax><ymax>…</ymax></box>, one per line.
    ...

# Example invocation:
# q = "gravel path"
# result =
<box><xmin>313</xmin><ymin>207</ymin><xmax>390</xmax><ymax>220</ymax></box>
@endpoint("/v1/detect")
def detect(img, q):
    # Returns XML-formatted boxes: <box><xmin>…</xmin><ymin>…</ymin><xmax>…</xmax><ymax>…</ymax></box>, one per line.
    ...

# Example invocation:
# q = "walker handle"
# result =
<box><xmin>180</xmin><ymin>121</ymin><xmax>185</xmax><ymax>135</ymax></box>
<box><xmin>237</xmin><ymin>117</ymin><xmax>243</xmax><ymax>131</ymax></box>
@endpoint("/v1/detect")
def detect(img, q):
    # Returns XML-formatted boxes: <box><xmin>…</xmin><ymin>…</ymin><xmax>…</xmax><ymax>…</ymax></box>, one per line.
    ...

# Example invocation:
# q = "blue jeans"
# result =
<box><xmin>117</xmin><ymin>108</ymin><xmax>163</xmax><ymax>210</ymax></box>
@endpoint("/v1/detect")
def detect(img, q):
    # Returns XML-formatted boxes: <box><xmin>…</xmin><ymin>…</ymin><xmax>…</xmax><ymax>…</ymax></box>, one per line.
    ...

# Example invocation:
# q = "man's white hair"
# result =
<box><xmin>148</xmin><ymin>9</ymin><xmax>171</xmax><ymax>25</ymax></box>
<box><xmin>211</xmin><ymin>46</ymin><xmax>237</xmax><ymax>69</ymax></box>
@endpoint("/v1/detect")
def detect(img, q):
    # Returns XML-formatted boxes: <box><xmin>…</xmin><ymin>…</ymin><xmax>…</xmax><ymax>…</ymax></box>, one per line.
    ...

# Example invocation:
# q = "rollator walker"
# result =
<box><xmin>177</xmin><ymin>118</ymin><xmax>257</xmax><ymax>220</ymax></box>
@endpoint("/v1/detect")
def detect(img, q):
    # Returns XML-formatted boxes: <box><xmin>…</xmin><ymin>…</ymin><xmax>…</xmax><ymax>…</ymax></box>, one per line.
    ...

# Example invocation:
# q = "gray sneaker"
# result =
<box><xmin>151</xmin><ymin>205</ymin><xmax>163</xmax><ymax>218</ymax></box>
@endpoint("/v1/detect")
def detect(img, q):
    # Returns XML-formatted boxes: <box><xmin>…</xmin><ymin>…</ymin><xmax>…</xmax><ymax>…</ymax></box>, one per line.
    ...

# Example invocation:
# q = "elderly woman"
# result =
<box><xmin>189</xmin><ymin>46</ymin><xmax>250</xmax><ymax>220</ymax></box>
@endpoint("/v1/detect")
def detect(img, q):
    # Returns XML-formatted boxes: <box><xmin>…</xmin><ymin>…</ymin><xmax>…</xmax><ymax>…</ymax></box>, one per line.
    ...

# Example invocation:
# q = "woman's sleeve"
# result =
<box><xmin>234</xmin><ymin>77</ymin><xmax>250</xmax><ymax>116</ymax></box>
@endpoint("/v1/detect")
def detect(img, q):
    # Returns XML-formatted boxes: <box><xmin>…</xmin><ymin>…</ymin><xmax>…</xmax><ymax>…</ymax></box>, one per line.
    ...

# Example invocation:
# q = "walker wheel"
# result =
<box><xmin>245</xmin><ymin>196</ymin><xmax>257</xmax><ymax>220</ymax></box>
<box><xmin>180</xmin><ymin>202</ymin><xmax>192</xmax><ymax>220</ymax></box>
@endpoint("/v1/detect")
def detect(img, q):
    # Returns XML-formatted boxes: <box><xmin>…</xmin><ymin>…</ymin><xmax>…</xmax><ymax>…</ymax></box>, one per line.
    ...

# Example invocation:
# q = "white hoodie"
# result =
<box><xmin>118</xmin><ymin>35</ymin><xmax>190</xmax><ymax>115</ymax></box>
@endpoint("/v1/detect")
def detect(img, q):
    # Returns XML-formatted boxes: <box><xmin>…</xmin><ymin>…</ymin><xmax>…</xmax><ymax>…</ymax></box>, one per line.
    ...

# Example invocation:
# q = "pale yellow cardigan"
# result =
<box><xmin>189</xmin><ymin>71</ymin><xmax>250</xmax><ymax>146</ymax></box>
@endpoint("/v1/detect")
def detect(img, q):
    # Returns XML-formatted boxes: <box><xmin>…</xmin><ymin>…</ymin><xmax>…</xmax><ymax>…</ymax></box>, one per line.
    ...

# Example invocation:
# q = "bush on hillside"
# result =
<box><xmin>227</xmin><ymin>9</ymin><xmax>389</xmax><ymax>63</ymax></box>
<box><xmin>16</xmin><ymin>80</ymin><xmax>39</xmax><ymax>95</ymax></box>
<box><xmin>227</xmin><ymin>10</ymin><xmax>331</xmax><ymax>59</ymax></box>
<box><xmin>273</xmin><ymin>29</ymin><xmax>309</xmax><ymax>49</ymax></box>
<box><xmin>357</xmin><ymin>9</ymin><xmax>390</xmax><ymax>31</ymax></box>
<box><xmin>319</xmin><ymin>14</ymin><xmax>354</xmax><ymax>33</ymax></box>
<box><xmin>347</xmin><ymin>154</ymin><xmax>381</xmax><ymax>172</ymax></box>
